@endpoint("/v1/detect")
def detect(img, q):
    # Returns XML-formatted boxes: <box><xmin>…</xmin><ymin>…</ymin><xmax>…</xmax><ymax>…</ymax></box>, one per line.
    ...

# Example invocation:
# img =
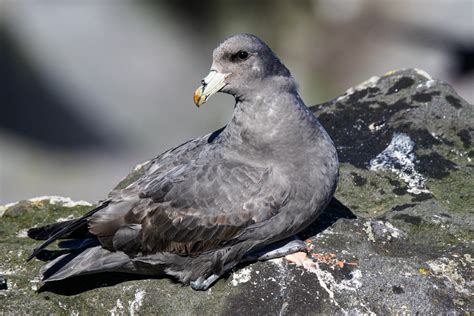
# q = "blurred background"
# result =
<box><xmin>1</xmin><ymin>0</ymin><xmax>473</xmax><ymax>204</ymax></box>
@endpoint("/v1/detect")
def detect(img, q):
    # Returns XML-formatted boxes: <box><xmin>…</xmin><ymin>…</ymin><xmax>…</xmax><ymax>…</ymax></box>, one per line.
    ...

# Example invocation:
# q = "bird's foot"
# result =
<box><xmin>190</xmin><ymin>237</ymin><xmax>309</xmax><ymax>290</ymax></box>
<box><xmin>245</xmin><ymin>236</ymin><xmax>308</xmax><ymax>262</ymax></box>
<box><xmin>190</xmin><ymin>274</ymin><xmax>220</xmax><ymax>291</ymax></box>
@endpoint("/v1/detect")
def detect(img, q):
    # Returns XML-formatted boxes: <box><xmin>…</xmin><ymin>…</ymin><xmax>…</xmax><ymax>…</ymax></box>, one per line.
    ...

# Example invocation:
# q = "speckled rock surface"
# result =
<box><xmin>1</xmin><ymin>69</ymin><xmax>472</xmax><ymax>314</ymax></box>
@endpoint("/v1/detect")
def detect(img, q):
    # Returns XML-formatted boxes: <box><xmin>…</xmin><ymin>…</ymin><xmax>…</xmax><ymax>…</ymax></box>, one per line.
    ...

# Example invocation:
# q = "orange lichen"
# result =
<box><xmin>311</xmin><ymin>252</ymin><xmax>358</xmax><ymax>269</ymax></box>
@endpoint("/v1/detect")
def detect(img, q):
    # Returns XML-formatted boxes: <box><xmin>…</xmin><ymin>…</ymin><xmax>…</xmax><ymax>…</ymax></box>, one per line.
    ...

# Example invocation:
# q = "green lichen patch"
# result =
<box><xmin>336</xmin><ymin>163</ymin><xmax>416</xmax><ymax>218</ymax></box>
<box><xmin>0</xmin><ymin>200</ymin><xmax>91</xmax><ymax>244</ymax></box>
<box><xmin>426</xmin><ymin>167</ymin><xmax>474</xmax><ymax>214</ymax></box>
<box><xmin>0</xmin><ymin>199</ymin><xmax>94</xmax><ymax>312</ymax></box>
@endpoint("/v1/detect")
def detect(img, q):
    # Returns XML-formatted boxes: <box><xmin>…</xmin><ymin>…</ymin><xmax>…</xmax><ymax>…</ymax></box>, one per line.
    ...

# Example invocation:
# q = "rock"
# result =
<box><xmin>0</xmin><ymin>69</ymin><xmax>472</xmax><ymax>314</ymax></box>
<box><xmin>316</xmin><ymin>68</ymin><xmax>473</xmax><ymax>217</ymax></box>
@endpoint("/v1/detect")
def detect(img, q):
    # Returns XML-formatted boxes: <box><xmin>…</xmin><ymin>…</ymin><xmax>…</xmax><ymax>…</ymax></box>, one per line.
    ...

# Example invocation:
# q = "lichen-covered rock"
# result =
<box><xmin>315</xmin><ymin>69</ymin><xmax>473</xmax><ymax>217</ymax></box>
<box><xmin>0</xmin><ymin>69</ymin><xmax>472</xmax><ymax>314</ymax></box>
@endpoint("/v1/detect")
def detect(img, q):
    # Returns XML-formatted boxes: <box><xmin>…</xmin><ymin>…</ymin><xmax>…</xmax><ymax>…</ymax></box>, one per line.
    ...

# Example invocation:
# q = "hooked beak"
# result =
<box><xmin>193</xmin><ymin>70</ymin><xmax>229</xmax><ymax>107</ymax></box>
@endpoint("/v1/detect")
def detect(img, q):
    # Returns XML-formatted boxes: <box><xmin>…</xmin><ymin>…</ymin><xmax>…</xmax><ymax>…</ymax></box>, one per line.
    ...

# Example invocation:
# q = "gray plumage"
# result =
<box><xmin>27</xmin><ymin>34</ymin><xmax>339</xmax><ymax>290</ymax></box>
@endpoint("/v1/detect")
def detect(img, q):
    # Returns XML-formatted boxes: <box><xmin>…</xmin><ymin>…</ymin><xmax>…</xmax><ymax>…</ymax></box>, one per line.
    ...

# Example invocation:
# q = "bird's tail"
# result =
<box><xmin>28</xmin><ymin>220</ymin><xmax>92</xmax><ymax>241</ymax></box>
<box><xmin>41</xmin><ymin>246</ymin><xmax>169</xmax><ymax>282</ymax></box>
<box><xmin>41</xmin><ymin>246</ymin><xmax>131</xmax><ymax>281</ymax></box>
<box><xmin>26</xmin><ymin>201</ymin><xmax>110</xmax><ymax>261</ymax></box>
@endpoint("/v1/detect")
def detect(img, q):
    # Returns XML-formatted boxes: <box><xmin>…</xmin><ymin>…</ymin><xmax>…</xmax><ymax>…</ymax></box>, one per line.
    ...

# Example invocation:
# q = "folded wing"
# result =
<box><xmin>90</xmin><ymin>158</ymin><xmax>292</xmax><ymax>256</ymax></box>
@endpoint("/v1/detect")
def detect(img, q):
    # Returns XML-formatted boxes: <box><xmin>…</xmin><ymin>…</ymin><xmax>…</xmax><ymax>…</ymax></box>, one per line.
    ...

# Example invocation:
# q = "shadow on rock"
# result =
<box><xmin>37</xmin><ymin>273</ymin><xmax>169</xmax><ymax>296</ymax></box>
<box><xmin>299</xmin><ymin>197</ymin><xmax>356</xmax><ymax>240</ymax></box>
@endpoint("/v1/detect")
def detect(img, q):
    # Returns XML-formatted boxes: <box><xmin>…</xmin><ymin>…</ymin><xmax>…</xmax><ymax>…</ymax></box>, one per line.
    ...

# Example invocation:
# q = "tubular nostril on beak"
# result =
<box><xmin>194</xmin><ymin>70</ymin><xmax>229</xmax><ymax>107</ymax></box>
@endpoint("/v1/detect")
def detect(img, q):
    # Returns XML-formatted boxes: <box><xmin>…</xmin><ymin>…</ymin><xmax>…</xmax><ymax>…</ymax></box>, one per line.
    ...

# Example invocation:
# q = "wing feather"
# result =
<box><xmin>88</xmin><ymin>131</ymin><xmax>292</xmax><ymax>257</ymax></box>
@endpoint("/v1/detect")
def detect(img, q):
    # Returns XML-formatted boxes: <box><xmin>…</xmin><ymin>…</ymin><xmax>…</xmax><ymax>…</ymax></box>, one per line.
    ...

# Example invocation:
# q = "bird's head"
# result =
<box><xmin>194</xmin><ymin>34</ymin><xmax>295</xmax><ymax>107</ymax></box>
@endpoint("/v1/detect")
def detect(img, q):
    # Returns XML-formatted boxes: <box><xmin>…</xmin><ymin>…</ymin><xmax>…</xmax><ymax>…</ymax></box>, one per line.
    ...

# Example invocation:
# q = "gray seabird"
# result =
<box><xmin>27</xmin><ymin>34</ymin><xmax>339</xmax><ymax>290</ymax></box>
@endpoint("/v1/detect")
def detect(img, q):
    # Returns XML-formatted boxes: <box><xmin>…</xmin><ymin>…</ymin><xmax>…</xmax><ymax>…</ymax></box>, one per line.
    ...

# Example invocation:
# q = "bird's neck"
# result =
<box><xmin>221</xmin><ymin>88</ymin><xmax>332</xmax><ymax>164</ymax></box>
<box><xmin>234</xmin><ymin>75</ymin><xmax>297</xmax><ymax>103</ymax></box>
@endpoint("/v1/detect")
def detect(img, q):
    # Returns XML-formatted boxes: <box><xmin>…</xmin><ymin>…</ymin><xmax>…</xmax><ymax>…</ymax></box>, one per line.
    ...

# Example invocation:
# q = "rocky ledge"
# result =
<box><xmin>0</xmin><ymin>69</ymin><xmax>472</xmax><ymax>314</ymax></box>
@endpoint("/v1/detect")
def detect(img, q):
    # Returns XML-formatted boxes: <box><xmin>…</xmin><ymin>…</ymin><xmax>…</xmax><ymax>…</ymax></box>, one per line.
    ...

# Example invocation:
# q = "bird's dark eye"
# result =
<box><xmin>236</xmin><ymin>50</ymin><xmax>249</xmax><ymax>60</ymax></box>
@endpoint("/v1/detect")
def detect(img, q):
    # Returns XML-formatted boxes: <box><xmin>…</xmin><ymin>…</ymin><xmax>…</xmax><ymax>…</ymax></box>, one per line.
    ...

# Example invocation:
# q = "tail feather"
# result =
<box><xmin>27</xmin><ymin>201</ymin><xmax>110</xmax><ymax>261</ymax></box>
<box><xmin>57</xmin><ymin>238</ymin><xmax>100</xmax><ymax>250</ymax></box>
<box><xmin>28</xmin><ymin>220</ymin><xmax>92</xmax><ymax>241</ymax></box>
<box><xmin>41</xmin><ymin>246</ymin><xmax>167</xmax><ymax>282</ymax></box>
<box><xmin>42</xmin><ymin>246</ymin><xmax>129</xmax><ymax>281</ymax></box>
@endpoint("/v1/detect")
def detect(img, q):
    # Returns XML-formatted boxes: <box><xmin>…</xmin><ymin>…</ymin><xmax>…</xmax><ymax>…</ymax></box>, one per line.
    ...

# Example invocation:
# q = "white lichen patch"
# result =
<box><xmin>0</xmin><ymin>201</ymin><xmax>20</xmax><ymax>216</ymax></box>
<box><xmin>272</xmin><ymin>253</ymin><xmax>365</xmax><ymax>310</ymax></box>
<box><xmin>416</xmin><ymin>79</ymin><xmax>437</xmax><ymax>90</ymax></box>
<box><xmin>368</xmin><ymin>122</ymin><xmax>385</xmax><ymax>132</ymax></box>
<box><xmin>430</xmin><ymin>132</ymin><xmax>442</xmax><ymax>141</ymax></box>
<box><xmin>16</xmin><ymin>229</ymin><xmax>29</xmax><ymax>238</ymax></box>
<box><xmin>1</xmin><ymin>196</ymin><xmax>92</xmax><ymax>212</ymax></box>
<box><xmin>363</xmin><ymin>222</ymin><xmax>376</xmax><ymax>242</ymax></box>
<box><xmin>383</xmin><ymin>222</ymin><xmax>404</xmax><ymax>238</ymax></box>
<box><xmin>369</xmin><ymin>221</ymin><xmax>407</xmax><ymax>241</ymax></box>
<box><xmin>369</xmin><ymin>133</ymin><xmax>430</xmax><ymax>194</ymax></box>
<box><xmin>133</xmin><ymin>160</ymin><xmax>150</xmax><ymax>171</ymax></box>
<box><xmin>29</xmin><ymin>278</ymin><xmax>40</xmax><ymax>291</ymax></box>
<box><xmin>109</xmin><ymin>298</ymin><xmax>125</xmax><ymax>316</ymax></box>
<box><xmin>267</xmin><ymin>258</ymin><xmax>291</xmax><ymax>308</ymax></box>
<box><xmin>413</xmin><ymin>68</ymin><xmax>433</xmax><ymax>80</ymax></box>
<box><xmin>128</xmin><ymin>289</ymin><xmax>145</xmax><ymax>316</ymax></box>
<box><xmin>428</xmin><ymin>258</ymin><xmax>470</xmax><ymax>295</ymax></box>
<box><xmin>231</xmin><ymin>267</ymin><xmax>252</xmax><ymax>286</ymax></box>
<box><xmin>28</xmin><ymin>196</ymin><xmax>92</xmax><ymax>207</ymax></box>
<box><xmin>0</xmin><ymin>203</ymin><xmax>17</xmax><ymax>216</ymax></box>
<box><xmin>58</xmin><ymin>301</ymin><xmax>68</xmax><ymax>310</ymax></box>
<box><xmin>300</xmin><ymin>258</ymin><xmax>363</xmax><ymax>309</ymax></box>
<box><xmin>463</xmin><ymin>254</ymin><xmax>473</xmax><ymax>264</ymax></box>
<box><xmin>56</xmin><ymin>214</ymin><xmax>75</xmax><ymax>223</ymax></box>
<box><xmin>430</xmin><ymin>214</ymin><xmax>450</xmax><ymax>225</ymax></box>
<box><xmin>336</xmin><ymin>76</ymin><xmax>380</xmax><ymax>102</ymax></box>
<box><xmin>0</xmin><ymin>267</ymin><xmax>21</xmax><ymax>276</ymax></box>
<box><xmin>304</xmin><ymin>260</ymin><xmax>336</xmax><ymax>302</ymax></box>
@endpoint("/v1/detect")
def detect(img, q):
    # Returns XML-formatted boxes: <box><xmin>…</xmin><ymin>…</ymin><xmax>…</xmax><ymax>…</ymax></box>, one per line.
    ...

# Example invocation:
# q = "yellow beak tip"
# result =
<box><xmin>193</xmin><ymin>87</ymin><xmax>204</xmax><ymax>107</ymax></box>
